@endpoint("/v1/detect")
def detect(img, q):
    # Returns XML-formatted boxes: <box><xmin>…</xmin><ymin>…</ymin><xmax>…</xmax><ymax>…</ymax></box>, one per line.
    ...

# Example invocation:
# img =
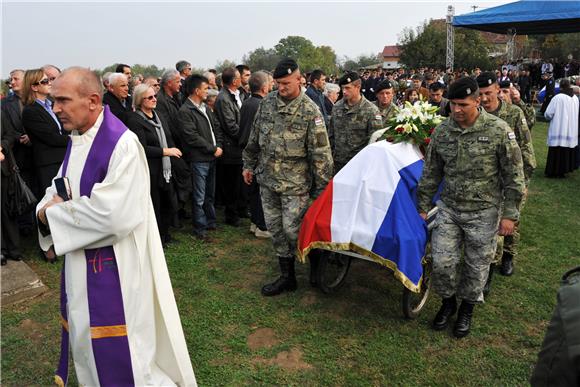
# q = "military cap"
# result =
<box><xmin>498</xmin><ymin>80</ymin><xmax>512</xmax><ymax>89</ymax></box>
<box><xmin>447</xmin><ymin>77</ymin><xmax>479</xmax><ymax>100</ymax></box>
<box><xmin>375</xmin><ymin>80</ymin><xmax>394</xmax><ymax>93</ymax></box>
<box><xmin>476</xmin><ymin>71</ymin><xmax>497</xmax><ymax>88</ymax></box>
<box><xmin>273</xmin><ymin>58</ymin><xmax>298</xmax><ymax>79</ymax></box>
<box><xmin>338</xmin><ymin>72</ymin><xmax>360</xmax><ymax>86</ymax></box>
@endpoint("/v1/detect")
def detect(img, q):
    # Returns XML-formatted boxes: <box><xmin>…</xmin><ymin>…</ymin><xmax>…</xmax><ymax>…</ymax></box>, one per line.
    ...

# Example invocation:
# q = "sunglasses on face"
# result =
<box><xmin>144</xmin><ymin>95</ymin><xmax>156</xmax><ymax>101</ymax></box>
<box><xmin>33</xmin><ymin>78</ymin><xmax>50</xmax><ymax>86</ymax></box>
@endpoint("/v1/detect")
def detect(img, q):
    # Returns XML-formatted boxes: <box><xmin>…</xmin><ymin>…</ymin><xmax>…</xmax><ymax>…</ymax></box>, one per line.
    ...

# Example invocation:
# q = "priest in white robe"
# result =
<box><xmin>36</xmin><ymin>67</ymin><xmax>197</xmax><ymax>387</ymax></box>
<box><xmin>544</xmin><ymin>79</ymin><xmax>579</xmax><ymax>177</ymax></box>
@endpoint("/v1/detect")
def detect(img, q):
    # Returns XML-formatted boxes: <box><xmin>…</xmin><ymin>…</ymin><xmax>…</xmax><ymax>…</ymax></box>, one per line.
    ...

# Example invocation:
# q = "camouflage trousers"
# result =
<box><xmin>431</xmin><ymin>201</ymin><xmax>500</xmax><ymax>303</ymax></box>
<box><xmin>493</xmin><ymin>191</ymin><xmax>528</xmax><ymax>264</ymax></box>
<box><xmin>260</xmin><ymin>187</ymin><xmax>310</xmax><ymax>258</ymax></box>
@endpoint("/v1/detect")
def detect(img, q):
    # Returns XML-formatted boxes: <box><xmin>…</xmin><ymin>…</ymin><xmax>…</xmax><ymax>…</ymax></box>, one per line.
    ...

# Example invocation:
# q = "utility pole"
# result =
<box><xmin>446</xmin><ymin>5</ymin><xmax>455</xmax><ymax>72</ymax></box>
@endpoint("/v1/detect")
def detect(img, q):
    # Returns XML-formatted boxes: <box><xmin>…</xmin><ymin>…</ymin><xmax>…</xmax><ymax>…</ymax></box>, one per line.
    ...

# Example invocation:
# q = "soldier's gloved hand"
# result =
<box><xmin>498</xmin><ymin>218</ymin><xmax>516</xmax><ymax>236</ymax></box>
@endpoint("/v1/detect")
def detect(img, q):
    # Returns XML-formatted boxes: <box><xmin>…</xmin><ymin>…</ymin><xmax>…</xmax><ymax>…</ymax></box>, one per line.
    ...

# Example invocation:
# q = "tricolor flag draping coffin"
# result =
<box><xmin>297</xmin><ymin>141</ymin><xmax>428</xmax><ymax>292</ymax></box>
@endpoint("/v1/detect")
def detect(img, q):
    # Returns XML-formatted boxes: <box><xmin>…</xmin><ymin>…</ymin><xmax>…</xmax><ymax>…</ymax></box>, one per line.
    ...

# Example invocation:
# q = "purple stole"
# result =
<box><xmin>55</xmin><ymin>106</ymin><xmax>134</xmax><ymax>387</ymax></box>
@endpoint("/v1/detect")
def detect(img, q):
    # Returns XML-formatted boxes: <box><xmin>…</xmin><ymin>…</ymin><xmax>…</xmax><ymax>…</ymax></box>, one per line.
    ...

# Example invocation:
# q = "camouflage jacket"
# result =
<box><xmin>373</xmin><ymin>101</ymin><xmax>397</xmax><ymax>123</ymax></box>
<box><xmin>329</xmin><ymin>96</ymin><xmax>383</xmax><ymax>166</ymax></box>
<box><xmin>513</xmin><ymin>100</ymin><xmax>536</xmax><ymax>130</ymax></box>
<box><xmin>418</xmin><ymin>109</ymin><xmax>525</xmax><ymax>220</ymax></box>
<box><xmin>242</xmin><ymin>90</ymin><xmax>333</xmax><ymax>197</ymax></box>
<box><xmin>490</xmin><ymin>100</ymin><xmax>536</xmax><ymax>184</ymax></box>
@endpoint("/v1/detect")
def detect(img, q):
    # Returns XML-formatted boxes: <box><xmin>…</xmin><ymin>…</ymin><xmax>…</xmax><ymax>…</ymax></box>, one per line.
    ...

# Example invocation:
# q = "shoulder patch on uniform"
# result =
<box><xmin>478</xmin><ymin>136</ymin><xmax>489</xmax><ymax>143</ymax></box>
<box><xmin>521</xmin><ymin>118</ymin><xmax>526</xmax><ymax>126</ymax></box>
<box><xmin>314</xmin><ymin>116</ymin><xmax>324</xmax><ymax>126</ymax></box>
<box><xmin>316</xmin><ymin>132</ymin><xmax>328</xmax><ymax>147</ymax></box>
<box><xmin>375</xmin><ymin>114</ymin><xmax>382</xmax><ymax>121</ymax></box>
<box><xmin>508</xmin><ymin>132</ymin><xmax>516</xmax><ymax>140</ymax></box>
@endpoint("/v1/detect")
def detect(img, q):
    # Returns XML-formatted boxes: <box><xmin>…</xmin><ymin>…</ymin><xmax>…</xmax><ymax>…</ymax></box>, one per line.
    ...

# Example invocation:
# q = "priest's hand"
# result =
<box><xmin>163</xmin><ymin>147</ymin><xmax>182</xmax><ymax>158</ymax></box>
<box><xmin>242</xmin><ymin>169</ymin><xmax>253</xmax><ymax>185</ymax></box>
<box><xmin>214</xmin><ymin>147</ymin><xmax>223</xmax><ymax>157</ymax></box>
<box><xmin>498</xmin><ymin>218</ymin><xmax>516</xmax><ymax>236</ymax></box>
<box><xmin>38</xmin><ymin>195</ymin><xmax>64</xmax><ymax>225</ymax></box>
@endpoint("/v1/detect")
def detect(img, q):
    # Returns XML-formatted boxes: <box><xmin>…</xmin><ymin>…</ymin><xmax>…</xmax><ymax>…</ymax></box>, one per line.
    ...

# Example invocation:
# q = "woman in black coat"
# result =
<box><xmin>21</xmin><ymin>69</ymin><xmax>69</xmax><ymax>198</ymax></box>
<box><xmin>21</xmin><ymin>68</ymin><xmax>68</xmax><ymax>263</ymax></box>
<box><xmin>126</xmin><ymin>84</ymin><xmax>182</xmax><ymax>246</ymax></box>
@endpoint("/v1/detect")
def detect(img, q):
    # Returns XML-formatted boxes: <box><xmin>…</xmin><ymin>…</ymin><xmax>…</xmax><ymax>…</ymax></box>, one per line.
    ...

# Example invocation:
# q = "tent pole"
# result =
<box><xmin>507</xmin><ymin>28</ymin><xmax>516</xmax><ymax>62</ymax></box>
<box><xmin>446</xmin><ymin>5</ymin><xmax>455</xmax><ymax>71</ymax></box>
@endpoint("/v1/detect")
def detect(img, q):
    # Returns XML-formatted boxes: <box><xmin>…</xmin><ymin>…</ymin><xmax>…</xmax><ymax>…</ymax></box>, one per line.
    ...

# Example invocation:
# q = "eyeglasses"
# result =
<box><xmin>33</xmin><ymin>78</ymin><xmax>50</xmax><ymax>86</ymax></box>
<box><xmin>144</xmin><ymin>95</ymin><xmax>156</xmax><ymax>101</ymax></box>
<box><xmin>48</xmin><ymin>77</ymin><xmax>57</xmax><ymax>82</ymax></box>
<box><xmin>152</xmin><ymin>84</ymin><xmax>160</xmax><ymax>87</ymax></box>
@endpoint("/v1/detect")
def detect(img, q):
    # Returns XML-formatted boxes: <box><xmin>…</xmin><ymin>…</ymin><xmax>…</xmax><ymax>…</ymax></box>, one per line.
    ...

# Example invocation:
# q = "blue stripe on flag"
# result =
<box><xmin>370</xmin><ymin>160</ymin><xmax>428</xmax><ymax>286</ymax></box>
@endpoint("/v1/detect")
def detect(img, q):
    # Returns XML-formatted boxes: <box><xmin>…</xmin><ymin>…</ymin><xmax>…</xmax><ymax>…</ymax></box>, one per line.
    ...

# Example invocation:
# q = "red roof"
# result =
<box><xmin>382</xmin><ymin>45</ymin><xmax>400</xmax><ymax>58</ymax></box>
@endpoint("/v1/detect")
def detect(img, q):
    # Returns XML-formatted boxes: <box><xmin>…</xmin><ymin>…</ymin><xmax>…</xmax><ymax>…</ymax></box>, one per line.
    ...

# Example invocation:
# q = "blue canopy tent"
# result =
<box><xmin>453</xmin><ymin>0</ymin><xmax>580</xmax><ymax>35</ymax></box>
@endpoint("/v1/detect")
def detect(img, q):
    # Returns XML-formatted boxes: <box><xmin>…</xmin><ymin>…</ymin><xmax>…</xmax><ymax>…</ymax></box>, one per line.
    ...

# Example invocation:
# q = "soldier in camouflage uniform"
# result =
<box><xmin>373</xmin><ymin>80</ymin><xmax>397</xmax><ymax>122</ymax></box>
<box><xmin>329</xmin><ymin>71</ymin><xmax>383</xmax><ymax>173</ymax></box>
<box><xmin>478</xmin><ymin>73</ymin><xmax>536</xmax><ymax>279</ymax></box>
<box><xmin>510</xmin><ymin>86</ymin><xmax>536</xmax><ymax>130</ymax></box>
<box><xmin>242</xmin><ymin>58</ymin><xmax>333</xmax><ymax>297</ymax></box>
<box><xmin>417</xmin><ymin>77</ymin><xmax>525</xmax><ymax>338</ymax></box>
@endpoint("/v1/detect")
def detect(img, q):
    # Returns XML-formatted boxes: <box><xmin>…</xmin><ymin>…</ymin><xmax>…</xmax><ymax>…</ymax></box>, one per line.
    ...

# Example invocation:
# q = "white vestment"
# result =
<box><xmin>545</xmin><ymin>93</ymin><xmax>579</xmax><ymax>148</ymax></box>
<box><xmin>37</xmin><ymin>111</ymin><xmax>197</xmax><ymax>386</ymax></box>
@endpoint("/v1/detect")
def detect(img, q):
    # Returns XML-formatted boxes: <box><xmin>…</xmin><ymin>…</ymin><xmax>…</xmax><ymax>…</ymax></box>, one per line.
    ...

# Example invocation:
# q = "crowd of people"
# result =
<box><xmin>1</xmin><ymin>55</ymin><xmax>579</xmax><ymax>384</ymax></box>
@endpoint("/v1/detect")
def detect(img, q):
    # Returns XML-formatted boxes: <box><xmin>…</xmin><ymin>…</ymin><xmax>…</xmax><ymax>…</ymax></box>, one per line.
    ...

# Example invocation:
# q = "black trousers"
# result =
<box><xmin>248</xmin><ymin>179</ymin><xmax>267</xmax><ymax>230</ymax></box>
<box><xmin>222</xmin><ymin>164</ymin><xmax>248</xmax><ymax>222</ymax></box>
<box><xmin>151</xmin><ymin>181</ymin><xmax>177</xmax><ymax>241</ymax></box>
<box><xmin>1</xmin><ymin>174</ymin><xmax>21</xmax><ymax>258</ymax></box>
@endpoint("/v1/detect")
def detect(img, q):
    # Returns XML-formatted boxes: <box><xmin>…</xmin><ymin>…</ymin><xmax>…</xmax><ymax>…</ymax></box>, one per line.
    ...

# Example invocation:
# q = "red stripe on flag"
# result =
<box><xmin>298</xmin><ymin>180</ymin><xmax>333</xmax><ymax>252</ymax></box>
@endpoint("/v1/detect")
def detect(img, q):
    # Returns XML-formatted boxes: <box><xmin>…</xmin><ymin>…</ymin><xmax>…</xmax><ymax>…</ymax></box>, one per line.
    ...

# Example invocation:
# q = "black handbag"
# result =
<box><xmin>5</xmin><ymin>151</ymin><xmax>37</xmax><ymax>217</ymax></box>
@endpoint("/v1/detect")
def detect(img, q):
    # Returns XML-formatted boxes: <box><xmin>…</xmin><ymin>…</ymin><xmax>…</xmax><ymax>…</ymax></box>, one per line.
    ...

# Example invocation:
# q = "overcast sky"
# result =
<box><xmin>2</xmin><ymin>0</ymin><xmax>512</xmax><ymax>77</ymax></box>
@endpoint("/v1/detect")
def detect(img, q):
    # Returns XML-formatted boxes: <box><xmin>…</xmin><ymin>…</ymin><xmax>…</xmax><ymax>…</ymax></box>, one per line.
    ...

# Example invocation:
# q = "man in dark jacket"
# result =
<box><xmin>239</xmin><ymin>71</ymin><xmax>272</xmax><ymax>239</ymax></box>
<box><xmin>178</xmin><ymin>74</ymin><xmax>223</xmax><ymax>240</ymax></box>
<box><xmin>102</xmin><ymin>73</ymin><xmax>132</xmax><ymax>124</ymax></box>
<box><xmin>215</xmin><ymin>67</ymin><xmax>246</xmax><ymax>226</ymax></box>
<box><xmin>305</xmin><ymin>69</ymin><xmax>329</xmax><ymax>126</ymax></box>
<box><xmin>156</xmin><ymin>68</ymin><xmax>192</xmax><ymax>218</ymax></box>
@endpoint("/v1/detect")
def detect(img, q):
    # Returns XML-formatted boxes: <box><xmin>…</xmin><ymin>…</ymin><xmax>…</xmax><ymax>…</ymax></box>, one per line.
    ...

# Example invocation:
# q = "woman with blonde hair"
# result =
<box><xmin>21</xmin><ymin>68</ymin><xmax>69</xmax><ymax>263</ymax></box>
<box><xmin>126</xmin><ymin>84</ymin><xmax>182</xmax><ymax>247</ymax></box>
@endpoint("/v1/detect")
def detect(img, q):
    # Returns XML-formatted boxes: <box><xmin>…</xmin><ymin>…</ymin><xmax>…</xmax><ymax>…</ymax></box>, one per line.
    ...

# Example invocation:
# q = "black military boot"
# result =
<box><xmin>483</xmin><ymin>265</ymin><xmax>494</xmax><ymax>296</ymax></box>
<box><xmin>500</xmin><ymin>252</ymin><xmax>514</xmax><ymax>276</ymax></box>
<box><xmin>309</xmin><ymin>250</ymin><xmax>321</xmax><ymax>287</ymax></box>
<box><xmin>261</xmin><ymin>256</ymin><xmax>298</xmax><ymax>297</ymax></box>
<box><xmin>432</xmin><ymin>296</ymin><xmax>457</xmax><ymax>331</ymax></box>
<box><xmin>453</xmin><ymin>301</ymin><xmax>475</xmax><ymax>338</ymax></box>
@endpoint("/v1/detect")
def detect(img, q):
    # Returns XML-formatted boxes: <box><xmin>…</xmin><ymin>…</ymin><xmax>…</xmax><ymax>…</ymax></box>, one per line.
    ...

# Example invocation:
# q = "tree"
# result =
<box><xmin>242</xmin><ymin>47</ymin><xmax>280</xmax><ymax>71</ymax></box>
<box><xmin>398</xmin><ymin>20</ymin><xmax>493</xmax><ymax>69</ymax></box>
<box><xmin>341</xmin><ymin>53</ymin><xmax>382</xmax><ymax>71</ymax></box>
<box><xmin>214</xmin><ymin>59</ymin><xmax>238</xmax><ymax>73</ymax></box>
<box><xmin>273</xmin><ymin>36</ymin><xmax>338</xmax><ymax>74</ymax></box>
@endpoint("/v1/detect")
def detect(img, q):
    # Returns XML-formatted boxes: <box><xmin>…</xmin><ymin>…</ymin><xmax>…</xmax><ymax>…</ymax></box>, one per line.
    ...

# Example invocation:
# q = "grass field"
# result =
<box><xmin>2</xmin><ymin>121</ymin><xmax>579</xmax><ymax>386</ymax></box>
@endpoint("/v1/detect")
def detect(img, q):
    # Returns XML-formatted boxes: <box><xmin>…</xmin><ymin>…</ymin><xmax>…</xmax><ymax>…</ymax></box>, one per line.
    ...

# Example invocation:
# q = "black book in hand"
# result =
<box><xmin>54</xmin><ymin>177</ymin><xmax>72</xmax><ymax>201</ymax></box>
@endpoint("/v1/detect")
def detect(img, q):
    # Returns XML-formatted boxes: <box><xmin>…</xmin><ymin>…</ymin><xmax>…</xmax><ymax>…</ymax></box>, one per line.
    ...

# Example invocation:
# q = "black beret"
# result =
<box><xmin>273</xmin><ymin>58</ymin><xmax>298</xmax><ymax>79</ymax></box>
<box><xmin>375</xmin><ymin>80</ymin><xmax>394</xmax><ymax>93</ymax></box>
<box><xmin>476</xmin><ymin>71</ymin><xmax>497</xmax><ymax>88</ymax></box>
<box><xmin>498</xmin><ymin>80</ymin><xmax>512</xmax><ymax>89</ymax></box>
<box><xmin>338</xmin><ymin>72</ymin><xmax>360</xmax><ymax>86</ymax></box>
<box><xmin>447</xmin><ymin>77</ymin><xmax>479</xmax><ymax>100</ymax></box>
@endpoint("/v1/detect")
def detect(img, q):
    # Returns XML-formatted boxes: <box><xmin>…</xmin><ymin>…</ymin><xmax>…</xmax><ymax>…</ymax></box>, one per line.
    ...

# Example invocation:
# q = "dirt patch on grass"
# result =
<box><xmin>252</xmin><ymin>347</ymin><xmax>313</xmax><ymax>371</ymax></box>
<box><xmin>247</xmin><ymin>328</ymin><xmax>279</xmax><ymax>350</ymax></box>
<box><xmin>18</xmin><ymin>319</ymin><xmax>44</xmax><ymax>344</ymax></box>
<box><xmin>300</xmin><ymin>292</ymin><xmax>319</xmax><ymax>307</ymax></box>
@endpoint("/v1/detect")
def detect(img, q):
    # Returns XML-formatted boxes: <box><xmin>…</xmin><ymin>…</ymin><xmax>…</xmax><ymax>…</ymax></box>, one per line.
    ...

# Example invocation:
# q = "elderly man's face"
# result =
<box><xmin>499</xmin><ymin>88</ymin><xmax>512</xmax><ymax>104</ymax></box>
<box><xmin>9</xmin><ymin>71</ymin><xmax>24</xmax><ymax>93</ymax></box>
<box><xmin>111</xmin><ymin>77</ymin><xmax>129</xmax><ymax>100</ymax></box>
<box><xmin>169</xmin><ymin>74</ymin><xmax>181</xmax><ymax>95</ymax></box>
<box><xmin>45</xmin><ymin>67</ymin><xmax>60</xmax><ymax>82</ymax></box>
<box><xmin>52</xmin><ymin>77</ymin><xmax>93</xmax><ymax>132</ymax></box>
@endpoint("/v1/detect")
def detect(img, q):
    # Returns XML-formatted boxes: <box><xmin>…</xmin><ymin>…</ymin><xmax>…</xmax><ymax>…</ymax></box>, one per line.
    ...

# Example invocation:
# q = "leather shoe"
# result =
<box><xmin>500</xmin><ymin>252</ymin><xmax>514</xmax><ymax>276</ymax></box>
<box><xmin>1</xmin><ymin>255</ymin><xmax>7</xmax><ymax>266</ymax></box>
<box><xmin>432</xmin><ymin>296</ymin><xmax>457</xmax><ymax>331</ymax></box>
<box><xmin>453</xmin><ymin>301</ymin><xmax>475</xmax><ymax>338</ymax></box>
